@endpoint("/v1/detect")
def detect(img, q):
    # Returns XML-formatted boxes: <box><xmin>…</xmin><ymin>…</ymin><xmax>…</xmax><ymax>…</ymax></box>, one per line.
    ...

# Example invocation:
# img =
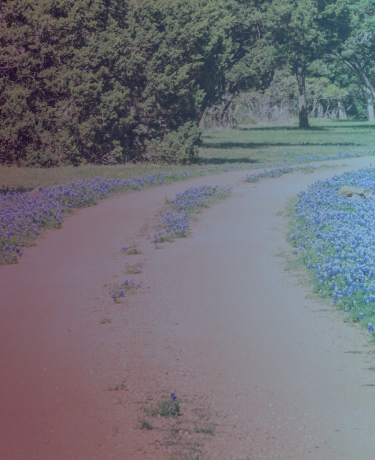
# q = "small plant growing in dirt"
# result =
<box><xmin>100</xmin><ymin>317</ymin><xmax>113</xmax><ymax>324</ymax></box>
<box><xmin>126</xmin><ymin>263</ymin><xmax>143</xmax><ymax>274</ymax></box>
<box><xmin>193</xmin><ymin>423</ymin><xmax>215</xmax><ymax>436</ymax></box>
<box><xmin>152</xmin><ymin>233</ymin><xmax>175</xmax><ymax>244</ymax></box>
<box><xmin>158</xmin><ymin>399</ymin><xmax>180</xmax><ymax>418</ymax></box>
<box><xmin>143</xmin><ymin>392</ymin><xmax>180</xmax><ymax>418</ymax></box>
<box><xmin>122</xmin><ymin>245</ymin><xmax>142</xmax><ymax>255</ymax></box>
<box><xmin>140</xmin><ymin>419</ymin><xmax>153</xmax><ymax>430</ymax></box>
<box><xmin>110</xmin><ymin>277</ymin><xmax>144</xmax><ymax>300</ymax></box>
<box><xmin>107</xmin><ymin>379</ymin><xmax>126</xmax><ymax>391</ymax></box>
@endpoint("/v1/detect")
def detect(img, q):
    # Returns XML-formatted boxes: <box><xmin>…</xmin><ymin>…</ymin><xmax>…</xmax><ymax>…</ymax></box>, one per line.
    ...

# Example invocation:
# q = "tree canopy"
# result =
<box><xmin>0</xmin><ymin>0</ymin><xmax>232</xmax><ymax>165</ymax></box>
<box><xmin>1</xmin><ymin>0</ymin><xmax>375</xmax><ymax>166</ymax></box>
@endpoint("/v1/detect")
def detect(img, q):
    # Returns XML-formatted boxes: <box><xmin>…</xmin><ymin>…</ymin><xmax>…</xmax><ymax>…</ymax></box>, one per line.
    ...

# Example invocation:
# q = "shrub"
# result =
<box><xmin>145</xmin><ymin>122</ymin><xmax>201</xmax><ymax>164</ymax></box>
<box><xmin>0</xmin><ymin>0</ymin><xmax>231</xmax><ymax>166</ymax></box>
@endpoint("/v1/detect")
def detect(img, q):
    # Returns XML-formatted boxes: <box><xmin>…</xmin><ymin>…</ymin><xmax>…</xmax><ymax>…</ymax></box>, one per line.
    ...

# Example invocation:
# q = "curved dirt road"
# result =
<box><xmin>1</xmin><ymin>158</ymin><xmax>375</xmax><ymax>459</ymax></box>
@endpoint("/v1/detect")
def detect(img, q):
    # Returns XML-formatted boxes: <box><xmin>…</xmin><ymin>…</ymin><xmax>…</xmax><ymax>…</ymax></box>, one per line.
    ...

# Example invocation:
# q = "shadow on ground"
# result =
<box><xmin>201</xmin><ymin>142</ymin><xmax>368</xmax><ymax>150</ymax></box>
<box><xmin>196</xmin><ymin>157</ymin><xmax>258</xmax><ymax>165</ymax></box>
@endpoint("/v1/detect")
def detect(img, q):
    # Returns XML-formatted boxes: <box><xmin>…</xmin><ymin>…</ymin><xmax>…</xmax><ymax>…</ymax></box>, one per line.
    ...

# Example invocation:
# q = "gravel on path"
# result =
<box><xmin>1</xmin><ymin>157</ymin><xmax>375</xmax><ymax>459</ymax></box>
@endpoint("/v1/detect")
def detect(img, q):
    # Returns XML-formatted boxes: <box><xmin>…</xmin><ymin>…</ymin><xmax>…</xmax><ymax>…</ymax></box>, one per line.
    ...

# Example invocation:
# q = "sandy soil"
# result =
<box><xmin>2</xmin><ymin>158</ymin><xmax>375</xmax><ymax>460</ymax></box>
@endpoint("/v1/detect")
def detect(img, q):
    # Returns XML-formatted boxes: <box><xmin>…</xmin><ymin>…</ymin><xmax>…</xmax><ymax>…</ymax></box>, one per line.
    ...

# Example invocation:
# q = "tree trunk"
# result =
<box><xmin>338</xmin><ymin>100</ymin><xmax>347</xmax><ymax>120</ymax></box>
<box><xmin>366</xmin><ymin>87</ymin><xmax>375</xmax><ymax>122</ymax></box>
<box><xmin>318</xmin><ymin>102</ymin><xmax>323</xmax><ymax>118</ymax></box>
<box><xmin>296</xmin><ymin>66</ymin><xmax>310</xmax><ymax>129</ymax></box>
<box><xmin>333</xmin><ymin>50</ymin><xmax>375</xmax><ymax>106</ymax></box>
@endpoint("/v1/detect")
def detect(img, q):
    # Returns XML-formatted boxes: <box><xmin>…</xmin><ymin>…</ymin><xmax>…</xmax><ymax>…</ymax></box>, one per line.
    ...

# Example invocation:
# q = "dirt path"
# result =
<box><xmin>1</xmin><ymin>158</ymin><xmax>375</xmax><ymax>459</ymax></box>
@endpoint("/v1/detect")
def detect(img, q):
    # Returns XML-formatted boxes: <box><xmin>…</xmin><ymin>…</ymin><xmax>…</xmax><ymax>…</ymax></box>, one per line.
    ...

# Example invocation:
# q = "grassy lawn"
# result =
<box><xmin>1</xmin><ymin>119</ymin><xmax>375</xmax><ymax>191</ymax></box>
<box><xmin>200</xmin><ymin>119</ymin><xmax>375</xmax><ymax>165</ymax></box>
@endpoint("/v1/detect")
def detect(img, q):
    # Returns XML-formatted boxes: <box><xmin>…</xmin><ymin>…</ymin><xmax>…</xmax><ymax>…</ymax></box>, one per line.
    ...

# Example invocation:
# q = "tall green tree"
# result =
<box><xmin>202</xmin><ymin>0</ymin><xmax>276</xmax><ymax>126</ymax></box>
<box><xmin>329</xmin><ymin>0</ymin><xmax>375</xmax><ymax>121</ymax></box>
<box><xmin>264</xmin><ymin>0</ymin><xmax>342</xmax><ymax>128</ymax></box>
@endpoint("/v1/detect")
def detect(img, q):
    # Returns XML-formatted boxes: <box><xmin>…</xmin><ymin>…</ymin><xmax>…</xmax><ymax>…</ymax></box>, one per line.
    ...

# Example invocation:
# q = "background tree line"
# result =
<box><xmin>2</xmin><ymin>0</ymin><xmax>375</xmax><ymax>166</ymax></box>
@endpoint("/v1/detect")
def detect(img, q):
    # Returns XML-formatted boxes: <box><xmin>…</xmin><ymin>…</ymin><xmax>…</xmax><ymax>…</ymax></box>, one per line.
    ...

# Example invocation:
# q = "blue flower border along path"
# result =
<box><xmin>288</xmin><ymin>165</ymin><xmax>375</xmax><ymax>339</ymax></box>
<box><xmin>1</xmin><ymin>146</ymin><xmax>375</xmax><ymax>266</ymax></box>
<box><xmin>110</xmin><ymin>185</ymin><xmax>232</xmax><ymax>302</ymax></box>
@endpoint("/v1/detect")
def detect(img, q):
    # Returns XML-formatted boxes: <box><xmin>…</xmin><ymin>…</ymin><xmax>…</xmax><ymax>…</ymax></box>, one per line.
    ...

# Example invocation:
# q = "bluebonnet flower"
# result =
<box><xmin>111</xmin><ymin>293</ymin><xmax>116</xmax><ymax>300</ymax></box>
<box><xmin>124</xmin><ymin>280</ymin><xmax>128</xmax><ymax>285</ymax></box>
<box><xmin>360</xmin><ymin>313</ymin><xmax>364</xmax><ymax>320</ymax></box>
<box><xmin>368</xmin><ymin>323</ymin><xmax>374</xmax><ymax>333</ymax></box>
<box><xmin>344</xmin><ymin>308</ymin><xmax>349</xmax><ymax>312</ymax></box>
<box><xmin>170</xmin><ymin>392</ymin><xmax>177</xmax><ymax>402</ymax></box>
<box><xmin>119</xmin><ymin>290</ymin><xmax>124</xmax><ymax>297</ymax></box>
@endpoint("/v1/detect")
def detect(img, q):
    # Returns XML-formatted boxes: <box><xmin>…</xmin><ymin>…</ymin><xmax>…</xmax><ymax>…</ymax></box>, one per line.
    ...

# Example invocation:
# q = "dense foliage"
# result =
<box><xmin>0</xmin><ymin>0</ymin><xmax>231</xmax><ymax>166</ymax></box>
<box><xmin>2</xmin><ymin>0</ymin><xmax>375</xmax><ymax>166</ymax></box>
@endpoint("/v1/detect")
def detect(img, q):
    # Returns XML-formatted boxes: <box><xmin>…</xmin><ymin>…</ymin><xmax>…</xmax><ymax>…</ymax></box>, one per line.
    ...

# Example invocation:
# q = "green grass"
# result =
<box><xmin>2</xmin><ymin>120</ymin><xmax>375</xmax><ymax>192</ymax></box>
<box><xmin>200</xmin><ymin>119</ymin><xmax>375</xmax><ymax>166</ymax></box>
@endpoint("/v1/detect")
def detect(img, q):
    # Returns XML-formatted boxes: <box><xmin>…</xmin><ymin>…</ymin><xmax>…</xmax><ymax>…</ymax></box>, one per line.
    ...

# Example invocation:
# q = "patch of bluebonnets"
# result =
<box><xmin>1</xmin><ymin>146</ymin><xmax>375</xmax><ymax>265</ymax></box>
<box><xmin>0</xmin><ymin>172</ymin><xmax>176</xmax><ymax>263</ymax></box>
<box><xmin>160</xmin><ymin>185</ymin><xmax>231</xmax><ymax>237</ymax></box>
<box><xmin>290</xmin><ymin>165</ymin><xmax>375</xmax><ymax>331</ymax></box>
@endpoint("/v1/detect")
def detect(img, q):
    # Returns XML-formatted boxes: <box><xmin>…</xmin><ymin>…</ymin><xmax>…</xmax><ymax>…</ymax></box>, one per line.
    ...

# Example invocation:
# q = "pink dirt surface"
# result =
<box><xmin>1</xmin><ymin>158</ymin><xmax>375</xmax><ymax>460</ymax></box>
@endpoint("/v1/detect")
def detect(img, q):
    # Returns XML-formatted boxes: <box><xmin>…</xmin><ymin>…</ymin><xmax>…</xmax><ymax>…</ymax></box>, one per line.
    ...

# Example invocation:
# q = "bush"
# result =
<box><xmin>0</xmin><ymin>0</ymin><xmax>231</xmax><ymax>166</ymax></box>
<box><xmin>145</xmin><ymin>122</ymin><xmax>201</xmax><ymax>164</ymax></box>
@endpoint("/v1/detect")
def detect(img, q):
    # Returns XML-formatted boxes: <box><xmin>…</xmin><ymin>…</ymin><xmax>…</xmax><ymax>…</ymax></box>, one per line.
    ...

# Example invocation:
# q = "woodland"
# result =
<box><xmin>1</xmin><ymin>0</ymin><xmax>375</xmax><ymax>166</ymax></box>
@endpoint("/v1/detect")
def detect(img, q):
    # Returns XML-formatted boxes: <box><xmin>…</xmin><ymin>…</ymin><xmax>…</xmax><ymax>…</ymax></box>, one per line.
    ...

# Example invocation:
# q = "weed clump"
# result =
<box><xmin>107</xmin><ymin>379</ymin><xmax>126</xmax><ymax>391</ymax></box>
<box><xmin>143</xmin><ymin>393</ymin><xmax>180</xmax><ymax>418</ymax></box>
<box><xmin>140</xmin><ymin>420</ymin><xmax>153</xmax><ymax>430</ymax></box>
<box><xmin>100</xmin><ymin>317</ymin><xmax>113</xmax><ymax>324</ymax></box>
<box><xmin>122</xmin><ymin>245</ymin><xmax>142</xmax><ymax>255</ymax></box>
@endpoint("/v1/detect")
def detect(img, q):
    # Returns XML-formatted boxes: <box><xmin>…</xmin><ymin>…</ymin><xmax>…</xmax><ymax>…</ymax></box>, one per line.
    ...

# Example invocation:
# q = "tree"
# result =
<box><xmin>220</xmin><ymin>0</ymin><xmax>352</xmax><ymax>129</ymax></box>
<box><xmin>329</xmin><ymin>0</ymin><xmax>375</xmax><ymax>122</ymax></box>
<box><xmin>0</xmin><ymin>0</ymin><xmax>232</xmax><ymax>166</ymax></box>
<box><xmin>264</xmin><ymin>0</ymin><xmax>340</xmax><ymax>128</ymax></box>
<box><xmin>201</xmin><ymin>0</ymin><xmax>276</xmax><ymax>127</ymax></box>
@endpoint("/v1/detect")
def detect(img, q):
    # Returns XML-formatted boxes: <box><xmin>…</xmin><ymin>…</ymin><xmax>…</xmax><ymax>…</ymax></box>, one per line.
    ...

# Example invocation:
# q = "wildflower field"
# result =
<box><xmin>288</xmin><ymin>166</ymin><xmax>375</xmax><ymax>338</ymax></box>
